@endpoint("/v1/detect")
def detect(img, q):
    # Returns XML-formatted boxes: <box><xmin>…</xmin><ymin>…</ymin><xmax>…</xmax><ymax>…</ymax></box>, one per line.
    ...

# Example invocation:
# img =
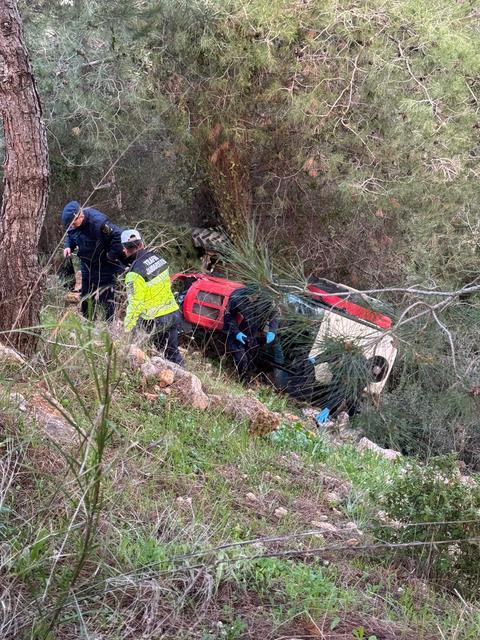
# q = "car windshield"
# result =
<box><xmin>285</xmin><ymin>293</ymin><xmax>326</xmax><ymax>318</ymax></box>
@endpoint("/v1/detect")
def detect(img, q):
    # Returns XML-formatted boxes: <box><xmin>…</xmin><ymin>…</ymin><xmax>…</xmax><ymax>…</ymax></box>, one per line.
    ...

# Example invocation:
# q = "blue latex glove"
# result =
<box><xmin>236</xmin><ymin>332</ymin><xmax>247</xmax><ymax>344</ymax></box>
<box><xmin>314</xmin><ymin>408</ymin><xmax>330</xmax><ymax>425</ymax></box>
<box><xmin>265</xmin><ymin>331</ymin><xmax>276</xmax><ymax>344</ymax></box>
<box><xmin>308</xmin><ymin>355</ymin><xmax>317</xmax><ymax>365</ymax></box>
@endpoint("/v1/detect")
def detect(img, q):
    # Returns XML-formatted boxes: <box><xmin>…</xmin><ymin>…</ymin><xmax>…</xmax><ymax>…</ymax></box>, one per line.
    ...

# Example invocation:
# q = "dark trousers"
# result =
<box><xmin>226</xmin><ymin>332</ymin><xmax>284</xmax><ymax>381</ymax></box>
<box><xmin>80</xmin><ymin>265</ymin><xmax>116</xmax><ymax>321</ymax></box>
<box><xmin>141</xmin><ymin>311</ymin><xmax>183</xmax><ymax>365</ymax></box>
<box><xmin>57</xmin><ymin>257</ymin><xmax>76</xmax><ymax>291</ymax></box>
<box><xmin>225</xmin><ymin>332</ymin><xmax>259</xmax><ymax>380</ymax></box>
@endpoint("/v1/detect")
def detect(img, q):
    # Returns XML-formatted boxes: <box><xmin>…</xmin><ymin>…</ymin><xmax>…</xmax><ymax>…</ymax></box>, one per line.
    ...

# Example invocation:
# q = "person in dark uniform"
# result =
<box><xmin>61</xmin><ymin>201</ymin><xmax>124</xmax><ymax>320</ymax></box>
<box><xmin>223</xmin><ymin>283</ymin><xmax>280</xmax><ymax>381</ymax></box>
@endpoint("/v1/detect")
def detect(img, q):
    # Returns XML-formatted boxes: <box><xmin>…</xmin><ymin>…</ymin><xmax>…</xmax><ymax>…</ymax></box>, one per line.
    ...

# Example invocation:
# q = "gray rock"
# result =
<box><xmin>9</xmin><ymin>392</ymin><xmax>28</xmax><ymax>412</ymax></box>
<box><xmin>310</xmin><ymin>521</ymin><xmax>338</xmax><ymax>533</ymax></box>
<box><xmin>0</xmin><ymin>344</ymin><xmax>25</xmax><ymax>366</ymax></box>
<box><xmin>358</xmin><ymin>437</ymin><xmax>401</xmax><ymax>461</ymax></box>
<box><xmin>210</xmin><ymin>394</ymin><xmax>280</xmax><ymax>436</ymax></box>
<box><xmin>170</xmin><ymin>371</ymin><xmax>210</xmax><ymax>410</ymax></box>
<box><xmin>29</xmin><ymin>393</ymin><xmax>76</xmax><ymax>442</ymax></box>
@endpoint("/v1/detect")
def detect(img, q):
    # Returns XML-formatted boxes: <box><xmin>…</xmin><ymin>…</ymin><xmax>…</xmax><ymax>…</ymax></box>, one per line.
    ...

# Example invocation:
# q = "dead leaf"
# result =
<box><xmin>303</xmin><ymin>621</ymin><xmax>322</xmax><ymax>637</ymax></box>
<box><xmin>346</xmin><ymin>537</ymin><xmax>360</xmax><ymax>546</ymax></box>
<box><xmin>208</xmin><ymin>122</ymin><xmax>222</xmax><ymax>143</ymax></box>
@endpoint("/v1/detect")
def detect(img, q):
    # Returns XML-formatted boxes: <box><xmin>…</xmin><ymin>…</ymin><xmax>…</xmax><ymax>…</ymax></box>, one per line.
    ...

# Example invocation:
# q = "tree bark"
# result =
<box><xmin>0</xmin><ymin>0</ymin><xmax>49</xmax><ymax>354</ymax></box>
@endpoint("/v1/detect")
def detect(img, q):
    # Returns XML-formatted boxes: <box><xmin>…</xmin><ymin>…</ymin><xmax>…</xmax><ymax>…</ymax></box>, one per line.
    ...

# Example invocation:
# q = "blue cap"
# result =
<box><xmin>61</xmin><ymin>201</ymin><xmax>81</xmax><ymax>228</ymax></box>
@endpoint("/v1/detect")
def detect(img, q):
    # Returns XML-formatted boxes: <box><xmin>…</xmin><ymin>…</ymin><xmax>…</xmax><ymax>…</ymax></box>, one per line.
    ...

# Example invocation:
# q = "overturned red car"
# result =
<box><xmin>171</xmin><ymin>272</ymin><xmax>397</xmax><ymax>409</ymax></box>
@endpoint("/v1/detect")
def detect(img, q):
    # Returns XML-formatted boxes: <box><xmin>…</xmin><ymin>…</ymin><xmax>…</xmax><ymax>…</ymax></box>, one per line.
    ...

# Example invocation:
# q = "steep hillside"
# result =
<box><xmin>0</xmin><ymin>301</ymin><xmax>479</xmax><ymax>639</ymax></box>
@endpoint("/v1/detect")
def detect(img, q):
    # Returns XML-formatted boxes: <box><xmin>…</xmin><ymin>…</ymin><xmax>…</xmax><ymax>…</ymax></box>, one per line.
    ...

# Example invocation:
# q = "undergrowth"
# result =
<box><xmin>0</xmin><ymin>308</ymin><xmax>479</xmax><ymax>639</ymax></box>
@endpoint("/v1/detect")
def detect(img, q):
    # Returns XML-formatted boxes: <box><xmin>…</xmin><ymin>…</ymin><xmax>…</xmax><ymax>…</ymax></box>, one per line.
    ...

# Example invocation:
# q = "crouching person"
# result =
<box><xmin>224</xmin><ymin>283</ymin><xmax>280</xmax><ymax>382</ymax></box>
<box><xmin>121</xmin><ymin>230</ymin><xmax>183</xmax><ymax>365</ymax></box>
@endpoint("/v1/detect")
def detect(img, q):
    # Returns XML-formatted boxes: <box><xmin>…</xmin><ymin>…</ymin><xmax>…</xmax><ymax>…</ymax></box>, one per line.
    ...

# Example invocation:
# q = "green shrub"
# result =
<box><xmin>356</xmin><ymin>305</ymin><xmax>480</xmax><ymax>470</ymax></box>
<box><xmin>240</xmin><ymin>557</ymin><xmax>343</xmax><ymax>618</ymax></box>
<box><xmin>269</xmin><ymin>421</ymin><xmax>328</xmax><ymax>459</ymax></box>
<box><xmin>373</xmin><ymin>455</ymin><xmax>480</xmax><ymax>593</ymax></box>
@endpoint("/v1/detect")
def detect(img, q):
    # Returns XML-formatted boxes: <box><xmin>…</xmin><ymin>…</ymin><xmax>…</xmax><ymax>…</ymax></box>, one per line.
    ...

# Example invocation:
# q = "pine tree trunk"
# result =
<box><xmin>0</xmin><ymin>0</ymin><xmax>49</xmax><ymax>355</ymax></box>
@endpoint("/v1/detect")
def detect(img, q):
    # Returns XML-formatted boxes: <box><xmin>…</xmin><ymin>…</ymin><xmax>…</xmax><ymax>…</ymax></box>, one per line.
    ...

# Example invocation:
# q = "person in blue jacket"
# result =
<box><xmin>61</xmin><ymin>201</ymin><xmax>124</xmax><ymax>321</ymax></box>
<box><xmin>223</xmin><ymin>283</ymin><xmax>281</xmax><ymax>381</ymax></box>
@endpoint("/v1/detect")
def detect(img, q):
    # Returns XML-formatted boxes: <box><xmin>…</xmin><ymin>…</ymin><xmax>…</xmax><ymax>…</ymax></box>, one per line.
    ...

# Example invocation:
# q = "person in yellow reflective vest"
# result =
<box><xmin>121</xmin><ymin>229</ymin><xmax>183</xmax><ymax>365</ymax></box>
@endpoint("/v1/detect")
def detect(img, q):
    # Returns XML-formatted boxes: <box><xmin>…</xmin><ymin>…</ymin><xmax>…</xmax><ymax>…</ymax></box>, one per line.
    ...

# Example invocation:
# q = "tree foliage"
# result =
<box><xmin>18</xmin><ymin>0</ymin><xmax>480</xmax><ymax>287</ymax></box>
